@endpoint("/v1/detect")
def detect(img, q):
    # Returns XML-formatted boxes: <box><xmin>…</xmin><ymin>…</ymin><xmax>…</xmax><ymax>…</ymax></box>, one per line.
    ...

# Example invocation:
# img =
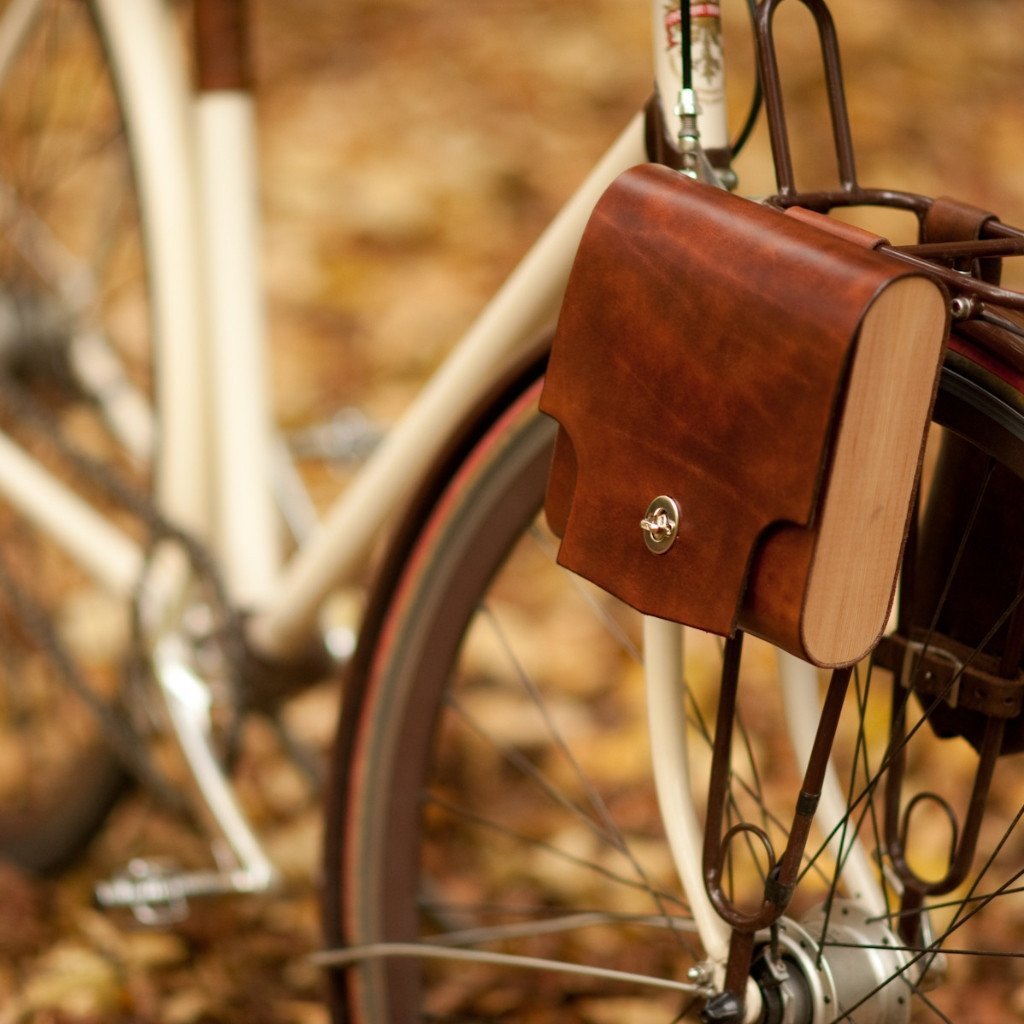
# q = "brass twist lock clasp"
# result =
<box><xmin>640</xmin><ymin>496</ymin><xmax>681</xmax><ymax>554</ymax></box>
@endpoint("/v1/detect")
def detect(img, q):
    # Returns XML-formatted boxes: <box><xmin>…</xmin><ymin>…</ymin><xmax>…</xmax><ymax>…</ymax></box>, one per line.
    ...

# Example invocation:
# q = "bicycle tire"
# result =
<box><xmin>325</xmin><ymin>348</ymin><xmax>1024</xmax><ymax>1022</ymax></box>
<box><xmin>0</xmin><ymin>0</ymin><xmax>164</xmax><ymax>871</ymax></box>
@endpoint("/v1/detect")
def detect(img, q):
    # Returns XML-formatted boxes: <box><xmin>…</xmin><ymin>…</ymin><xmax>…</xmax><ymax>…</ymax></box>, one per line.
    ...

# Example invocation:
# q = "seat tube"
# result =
<box><xmin>194</xmin><ymin>0</ymin><xmax>281</xmax><ymax>605</ymax></box>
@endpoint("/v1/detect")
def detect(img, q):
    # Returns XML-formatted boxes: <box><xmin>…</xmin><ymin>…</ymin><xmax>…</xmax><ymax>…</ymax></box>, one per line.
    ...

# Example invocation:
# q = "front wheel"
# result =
<box><xmin>325</xmin><ymin>359</ymin><xmax>1024</xmax><ymax>1022</ymax></box>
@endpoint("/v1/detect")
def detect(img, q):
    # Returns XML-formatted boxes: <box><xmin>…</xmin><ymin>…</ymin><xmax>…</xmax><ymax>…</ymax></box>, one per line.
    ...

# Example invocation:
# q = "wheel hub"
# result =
<box><xmin>752</xmin><ymin>901</ymin><xmax>911</xmax><ymax>1024</ymax></box>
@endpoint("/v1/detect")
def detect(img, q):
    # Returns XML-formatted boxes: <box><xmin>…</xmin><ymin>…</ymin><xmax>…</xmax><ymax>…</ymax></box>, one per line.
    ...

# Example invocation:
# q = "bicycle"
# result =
<box><xmin>3</xmin><ymin>1</ymin><xmax>1024</xmax><ymax>1022</ymax></box>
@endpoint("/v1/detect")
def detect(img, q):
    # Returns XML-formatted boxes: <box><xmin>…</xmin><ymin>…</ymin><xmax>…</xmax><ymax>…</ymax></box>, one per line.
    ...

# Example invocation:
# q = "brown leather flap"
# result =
<box><xmin>540</xmin><ymin>164</ymin><xmax>927</xmax><ymax>636</ymax></box>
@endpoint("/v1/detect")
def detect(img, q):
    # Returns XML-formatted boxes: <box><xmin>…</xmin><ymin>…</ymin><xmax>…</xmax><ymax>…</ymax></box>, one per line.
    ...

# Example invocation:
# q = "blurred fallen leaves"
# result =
<box><xmin>6</xmin><ymin>1</ymin><xmax>1024</xmax><ymax>1021</ymax></box>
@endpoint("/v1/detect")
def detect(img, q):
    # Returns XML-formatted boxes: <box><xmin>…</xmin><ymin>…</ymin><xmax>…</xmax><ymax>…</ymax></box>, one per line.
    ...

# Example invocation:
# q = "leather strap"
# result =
<box><xmin>923</xmin><ymin>195</ymin><xmax>1002</xmax><ymax>285</ymax></box>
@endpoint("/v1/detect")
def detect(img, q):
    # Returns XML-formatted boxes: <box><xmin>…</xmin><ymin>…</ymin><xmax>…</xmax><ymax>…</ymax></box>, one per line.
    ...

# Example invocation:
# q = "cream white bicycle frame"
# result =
<box><xmin>0</xmin><ymin>0</ymin><xmax>885</xmax><ymax>1007</ymax></box>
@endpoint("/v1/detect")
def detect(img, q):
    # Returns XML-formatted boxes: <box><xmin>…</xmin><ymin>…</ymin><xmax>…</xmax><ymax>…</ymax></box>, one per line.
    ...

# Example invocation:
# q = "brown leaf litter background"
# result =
<box><xmin>3</xmin><ymin>1</ymin><xmax>1024</xmax><ymax>1021</ymax></box>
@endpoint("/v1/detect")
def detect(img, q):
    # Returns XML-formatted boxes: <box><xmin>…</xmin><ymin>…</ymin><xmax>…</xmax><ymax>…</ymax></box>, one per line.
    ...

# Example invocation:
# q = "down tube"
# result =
<box><xmin>248</xmin><ymin>113</ymin><xmax>648</xmax><ymax>659</ymax></box>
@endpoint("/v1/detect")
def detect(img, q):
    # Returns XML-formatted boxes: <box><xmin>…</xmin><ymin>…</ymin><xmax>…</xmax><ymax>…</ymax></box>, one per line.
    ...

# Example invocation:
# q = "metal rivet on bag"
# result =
<box><xmin>640</xmin><ymin>496</ymin><xmax>680</xmax><ymax>554</ymax></box>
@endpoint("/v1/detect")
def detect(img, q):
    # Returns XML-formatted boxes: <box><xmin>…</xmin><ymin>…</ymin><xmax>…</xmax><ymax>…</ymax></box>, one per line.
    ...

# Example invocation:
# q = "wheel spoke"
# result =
<box><xmin>314</xmin><ymin>941</ymin><xmax>705</xmax><ymax>996</ymax></box>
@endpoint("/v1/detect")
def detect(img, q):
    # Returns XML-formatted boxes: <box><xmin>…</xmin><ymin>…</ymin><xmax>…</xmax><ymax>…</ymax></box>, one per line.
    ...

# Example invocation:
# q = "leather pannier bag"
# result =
<box><xmin>539</xmin><ymin>164</ymin><xmax>950</xmax><ymax>668</ymax></box>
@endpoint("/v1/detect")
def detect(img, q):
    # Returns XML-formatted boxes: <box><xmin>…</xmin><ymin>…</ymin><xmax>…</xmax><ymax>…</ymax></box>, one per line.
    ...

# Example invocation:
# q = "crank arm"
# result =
<box><xmin>96</xmin><ymin>634</ymin><xmax>278</xmax><ymax>920</ymax></box>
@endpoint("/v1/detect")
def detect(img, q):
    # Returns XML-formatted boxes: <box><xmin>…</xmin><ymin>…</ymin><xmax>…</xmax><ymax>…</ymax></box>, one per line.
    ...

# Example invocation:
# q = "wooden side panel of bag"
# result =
<box><xmin>539</xmin><ymin>164</ymin><xmax>948</xmax><ymax>667</ymax></box>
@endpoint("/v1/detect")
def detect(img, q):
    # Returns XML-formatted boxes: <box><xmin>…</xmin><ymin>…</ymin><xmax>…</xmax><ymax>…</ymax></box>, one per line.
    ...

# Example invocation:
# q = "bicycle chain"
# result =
<box><xmin>0</xmin><ymin>541</ymin><xmax>188</xmax><ymax>813</ymax></box>
<box><xmin>0</xmin><ymin>371</ymin><xmax>247</xmax><ymax>807</ymax></box>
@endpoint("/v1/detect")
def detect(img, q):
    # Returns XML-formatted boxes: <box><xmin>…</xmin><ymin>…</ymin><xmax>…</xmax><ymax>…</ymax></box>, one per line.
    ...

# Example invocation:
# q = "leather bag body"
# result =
<box><xmin>540</xmin><ymin>164</ymin><xmax>948</xmax><ymax>667</ymax></box>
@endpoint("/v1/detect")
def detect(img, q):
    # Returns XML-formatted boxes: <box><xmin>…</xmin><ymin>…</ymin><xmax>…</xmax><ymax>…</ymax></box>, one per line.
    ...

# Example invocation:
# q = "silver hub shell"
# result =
<box><xmin>754</xmin><ymin>901</ymin><xmax>911</xmax><ymax>1024</ymax></box>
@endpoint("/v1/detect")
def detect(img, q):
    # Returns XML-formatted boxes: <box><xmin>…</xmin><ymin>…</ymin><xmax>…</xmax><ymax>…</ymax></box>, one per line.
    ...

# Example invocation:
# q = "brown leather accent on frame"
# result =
<box><xmin>923</xmin><ymin>195</ymin><xmax>1002</xmax><ymax>285</ymax></box>
<box><xmin>540</xmin><ymin>165</ymin><xmax>948</xmax><ymax>665</ymax></box>
<box><xmin>924</xmin><ymin>195</ymin><xmax>1018</xmax><ymax>393</ymax></box>
<box><xmin>195</xmin><ymin>0</ymin><xmax>251</xmax><ymax>91</ymax></box>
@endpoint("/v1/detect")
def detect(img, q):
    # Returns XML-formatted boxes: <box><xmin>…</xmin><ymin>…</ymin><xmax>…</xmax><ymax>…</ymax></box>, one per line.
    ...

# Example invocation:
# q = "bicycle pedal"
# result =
<box><xmin>95</xmin><ymin>857</ymin><xmax>193</xmax><ymax>926</ymax></box>
<box><xmin>95</xmin><ymin>856</ymin><xmax>278</xmax><ymax>925</ymax></box>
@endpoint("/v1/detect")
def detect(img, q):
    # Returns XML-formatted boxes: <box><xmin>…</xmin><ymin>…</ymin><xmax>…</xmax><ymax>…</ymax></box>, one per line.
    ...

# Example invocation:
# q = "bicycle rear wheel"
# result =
<box><xmin>0</xmin><ymin>0</ymin><xmax>161</xmax><ymax>870</ymax></box>
<box><xmin>325</xmin><ymin>352</ymin><xmax>1024</xmax><ymax>1022</ymax></box>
